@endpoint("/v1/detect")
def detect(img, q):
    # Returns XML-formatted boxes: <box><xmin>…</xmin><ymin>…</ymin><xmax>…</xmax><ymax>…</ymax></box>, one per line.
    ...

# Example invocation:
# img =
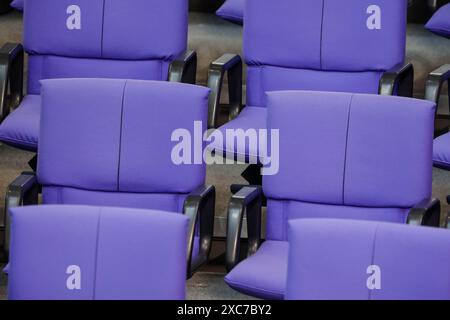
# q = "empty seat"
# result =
<box><xmin>0</xmin><ymin>0</ymin><xmax>193</xmax><ymax>152</ymax></box>
<box><xmin>3</xmin><ymin>79</ymin><xmax>214</xmax><ymax>277</ymax></box>
<box><xmin>8</xmin><ymin>205</ymin><xmax>189</xmax><ymax>300</ymax></box>
<box><xmin>225</xmin><ymin>91</ymin><xmax>438</xmax><ymax>299</ymax></box>
<box><xmin>286</xmin><ymin>219</ymin><xmax>450</xmax><ymax>300</ymax></box>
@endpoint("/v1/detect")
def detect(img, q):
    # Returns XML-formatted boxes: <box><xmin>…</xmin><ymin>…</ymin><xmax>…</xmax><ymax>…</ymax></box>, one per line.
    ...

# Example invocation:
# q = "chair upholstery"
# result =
<box><xmin>286</xmin><ymin>219</ymin><xmax>450</xmax><ymax>300</ymax></box>
<box><xmin>425</xmin><ymin>3</ymin><xmax>450</xmax><ymax>38</ymax></box>
<box><xmin>0</xmin><ymin>0</ymin><xmax>188</xmax><ymax>151</ymax></box>
<box><xmin>225</xmin><ymin>91</ymin><xmax>436</xmax><ymax>299</ymax></box>
<box><xmin>0</xmin><ymin>95</ymin><xmax>40</xmax><ymax>151</ymax></box>
<box><xmin>8</xmin><ymin>205</ymin><xmax>189</xmax><ymax>300</ymax></box>
<box><xmin>38</xmin><ymin>78</ymin><xmax>209</xmax><ymax>211</ymax></box>
<box><xmin>210</xmin><ymin>0</ymin><xmax>408</xmax><ymax>160</ymax></box>
<box><xmin>433</xmin><ymin>132</ymin><xmax>450</xmax><ymax>169</ymax></box>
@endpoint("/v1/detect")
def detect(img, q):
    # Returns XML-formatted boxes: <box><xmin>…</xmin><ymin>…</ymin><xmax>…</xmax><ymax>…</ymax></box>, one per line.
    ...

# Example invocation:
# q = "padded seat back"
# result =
<box><xmin>286</xmin><ymin>219</ymin><xmax>450</xmax><ymax>300</ymax></box>
<box><xmin>38</xmin><ymin>79</ymin><xmax>209</xmax><ymax>212</ymax></box>
<box><xmin>244</xmin><ymin>0</ymin><xmax>407</xmax><ymax>107</ymax></box>
<box><xmin>264</xmin><ymin>91</ymin><xmax>435</xmax><ymax>241</ymax></box>
<box><xmin>8</xmin><ymin>205</ymin><xmax>188</xmax><ymax>300</ymax></box>
<box><xmin>24</xmin><ymin>0</ymin><xmax>188</xmax><ymax>94</ymax></box>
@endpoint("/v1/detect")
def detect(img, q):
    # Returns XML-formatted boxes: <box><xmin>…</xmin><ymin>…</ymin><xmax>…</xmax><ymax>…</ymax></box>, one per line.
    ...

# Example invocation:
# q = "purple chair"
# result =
<box><xmin>8</xmin><ymin>205</ymin><xmax>189</xmax><ymax>300</ymax></box>
<box><xmin>0</xmin><ymin>0</ymin><xmax>195</xmax><ymax>155</ymax></box>
<box><xmin>207</xmin><ymin>0</ymin><xmax>413</xmax><ymax>186</ymax></box>
<box><xmin>224</xmin><ymin>91</ymin><xmax>439</xmax><ymax>300</ymax></box>
<box><xmin>286</xmin><ymin>219</ymin><xmax>450</xmax><ymax>300</ymax></box>
<box><xmin>3</xmin><ymin>79</ymin><xmax>214</xmax><ymax>277</ymax></box>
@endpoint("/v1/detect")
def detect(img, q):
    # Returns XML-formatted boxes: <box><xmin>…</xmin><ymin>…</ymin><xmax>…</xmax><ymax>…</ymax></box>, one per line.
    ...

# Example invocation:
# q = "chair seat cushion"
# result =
<box><xmin>10</xmin><ymin>0</ymin><xmax>23</xmax><ymax>11</ymax></box>
<box><xmin>207</xmin><ymin>106</ymin><xmax>267</xmax><ymax>163</ymax></box>
<box><xmin>216</xmin><ymin>0</ymin><xmax>244</xmax><ymax>24</ymax></box>
<box><xmin>0</xmin><ymin>95</ymin><xmax>41</xmax><ymax>151</ymax></box>
<box><xmin>426</xmin><ymin>3</ymin><xmax>450</xmax><ymax>38</ymax></box>
<box><xmin>433</xmin><ymin>133</ymin><xmax>450</xmax><ymax>169</ymax></box>
<box><xmin>224</xmin><ymin>240</ymin><xmax>288</xmax><ymax>300</ymax></box>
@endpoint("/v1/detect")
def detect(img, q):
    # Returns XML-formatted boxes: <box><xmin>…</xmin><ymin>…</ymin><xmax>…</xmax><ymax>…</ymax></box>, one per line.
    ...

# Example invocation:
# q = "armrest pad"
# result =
<box><xmin>0</xmin><ymin>43</ymin><xmax>24</xmax><ymax>122</ymax></box>
<box><xmin>226</xmin><ymin>186</ymin><xmax>263</xmax><ymax>272</ymax></box>
<box><xmin>379</xmin><ymin>63</ymin><xmax>414</xmax><ymax>97</ymax></box>
<box><xmin>207</xmin><ymin>53</ymin><xmax>243</xmax><ymax>129</ymax></box>
<box><xmin>168</xmin><ymin>50</ymin><xmax>197</xmax><ymax>85</ymax></box>
<box><xmin>183</xmin><ymin>185</ymin><xmax>216</xmax><ymax>277</ymax></box>
<box><xmin>407</xmin><ymin>198</ymin><xmax>441</xmax><ymax>227</ymax></box>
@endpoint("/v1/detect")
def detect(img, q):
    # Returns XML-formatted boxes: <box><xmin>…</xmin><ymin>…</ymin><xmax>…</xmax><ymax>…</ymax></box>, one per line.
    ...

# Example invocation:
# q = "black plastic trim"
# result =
<box><xmin>0</xmin><ymin>43</ymin><xmax>24</xmax><ymax>123</ymax></box>
<box><xmin>379</xmin><ymin>63</ymin><xmax>414</xmax><ymax>97</ymax></box>
<box><xmin>207</xmin><ymin>54</ymin><xmax>243</xmax><ymax>129</ymax></box>
<box><xmin>225</xmin><ymin>186</ymin><xmax>263</xmax><ymax>272</ymax></box>
<box><xmin>168</xmin><ymin>50</ymin><xmax>197</xmax><ymax>85</ymax></box>
<box><xmin>183</xmin><ymin>185</ymin><xmax>216</xmax><ymax>278</ymax></box>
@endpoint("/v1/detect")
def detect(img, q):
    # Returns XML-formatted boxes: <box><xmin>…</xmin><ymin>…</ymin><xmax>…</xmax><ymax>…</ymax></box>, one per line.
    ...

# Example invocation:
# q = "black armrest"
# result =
<box><xmin>407</xmin><ymin>198</ymin><xmax>441</xmax><ymax>227</ymax></box>
<box><xmin>226</xmin><ymin>186</ymin><xmax>263</xmax><ymax>272</ymax></box>
<box><xmin>183</xmin><ymin>185</ymin><xmax>216</xmax><ymax>278</ymax></box>
<box><xmin>167</xmin><ymin>50</ymin><xmax>197</xmax><ymax>85</ymax></box>
<box><xmin>207</xmin><ymin>54</ymin><xmax>243</xmax><ymax>129</ymax></box>
<box><xmin>2</xmin><ymin>172</ymin><xmax>39</xmax><ymax>258</ymax></box>
<box><xmin>379</xmin><ymin>63</ymin><xmax>414</xmax><ymax>97</ymax></box>
<box><xmin>0</xmin><ymin>43</ymin><xmax>24</xmax><ymax>123</ymax></box>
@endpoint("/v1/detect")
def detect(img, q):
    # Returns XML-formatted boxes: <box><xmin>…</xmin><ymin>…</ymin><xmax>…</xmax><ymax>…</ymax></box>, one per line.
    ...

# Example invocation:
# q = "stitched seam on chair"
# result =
<box><xmin>319</xmin><ymin>0</ymin><xmax>326</xmax><ymax>69</ymax></box>
<box><xmin>341</xmin><ymin>95</ymin><xmax>354</xmax><ymax>205</ymax></box>
<box><xmin>92</xmin><ymin>207</ymin><xmax>102</xmax><ymax>300</ymax></box>
<box><xmin>100</xmin><ymin>0</ymin><xmax>106</xmax><ymax>57</ymax></box>
<box><xmin>116</xmin><ymin>81</ymin><xmax>128</xmax><ymax>191</ymax></box>
<box><xmin>368</xmin><ymin>223</ymin><xmax>380</xmax><ymax>300</ymax></box>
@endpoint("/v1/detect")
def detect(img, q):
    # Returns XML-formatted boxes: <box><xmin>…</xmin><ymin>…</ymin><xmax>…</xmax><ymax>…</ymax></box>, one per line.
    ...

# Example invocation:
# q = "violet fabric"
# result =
<box><xmin>226</xmin><ymin>91</ymin><xmax>435</xmax><ymax>299</ymax></box>
<box><xmin>209</xmin><ymin>106</ymin><xmax>267</xmax><ymax>162</ymax></box>
<box><xmin>10</xmin><ymin>0</ymin><xmax>23</xmax><ymax>11</ymax></box>
<box><xmin>8</xmin><ymin>205</ymin><xmax>188</xmax><ymax>300</ymax></box>
<box><xmin>225</xmin><ymin>241</ymin><xmax>288</xmax><ymax>300</ymax></box>
<box><xmin>426</xmin><ymin>3</ymin><xmax>450</xmax><ymax>38</ymax></box>
<box><xmin>38</xmin><ymin>79</ymin><xmax>209</xmax><ymax>208</ymax></box>
<box><xmin>245</xmin><ymin>66</ymin><xmax>382</xmax><ymax>108</ymax></box>
<box><xmin>0</xmin><ymin>0</ymin><xmax>188</xmax><ymax>151</ymax></box>
<box><xmin>24</xmin><ymin>0</ymin><xmax>187</xmax><ymax>60</ymax></box>
<box><xmin>216</xmin><ymin>0</ymin><xmax>407</xmax><ymax>160</ymax></box>
<box><xmin>26</xmin><ymin>55</ymin><xmax>170</xmax><ymax>95</ymax></box>
<box><xmin>286</xmin><ymin>219</ymin><xmax>450</xmax><ymax>300</ymax></box>
<box><xmin>0</xmin><ymin>95</ymin><xmax>40</xmax><ymax>151</ymax></box>
<box><xmin>265</xmin><ymin>200</ymin><xmax>409</xmax><ymax>241</ymax></box>
<box><xmin>433</xmin><ymin>132</ymin><xmax>450</xmax><ymax>169</ymax></box>
<box><xmin>216</xmin><ymin>0</ymin><xmax>244</xmax><ymax>24</ymax></box>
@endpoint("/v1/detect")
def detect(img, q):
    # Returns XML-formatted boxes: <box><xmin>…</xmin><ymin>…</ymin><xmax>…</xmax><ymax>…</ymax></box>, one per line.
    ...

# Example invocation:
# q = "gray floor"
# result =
<box><xmin>0</xmin><ymin>10</ymin><xmax>450</xmax><ymax>300</ymax></box>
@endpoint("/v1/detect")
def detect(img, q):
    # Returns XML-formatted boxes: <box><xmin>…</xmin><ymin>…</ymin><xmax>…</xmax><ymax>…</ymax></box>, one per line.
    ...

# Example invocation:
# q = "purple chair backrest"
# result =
<box><xmin>38</xmin><ymin>79</ymin><xmax>209</xmax><ymax>212</ymax></box>
<box><xmin>244</xmin><ymin>0</ymin><xmax>407</xmax><ymax>107</ymax></box>
<box><xmin>286</xmin><ymin>219</ymin><xmax>450</xmax><ymax>300</ymax></box>
<box><xmin>24</xmin><ymin>0</ymin><xmax>188</xmax><ymax>94</ymax></box>
<box><xmin>264</xmin><ymin>91</ymin><xmax>435</xmax><ymax>241</ymax></box>
<box><xmin>8</xmin><ymin>205</ymin><xmax>189</xmax><ymax>300</ymax></box>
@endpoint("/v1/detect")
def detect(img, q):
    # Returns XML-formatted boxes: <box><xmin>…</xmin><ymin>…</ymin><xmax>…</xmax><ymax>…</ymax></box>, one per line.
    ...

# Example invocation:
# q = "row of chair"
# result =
<box><xmin>3</xmin><ymin>80</ymin><xmax>447</xmax><ymax>300</ymax></box>
<box><xmin>0</xmin><ymin>0</ymin><xmax>449</xmax><ymax>300</ymax></box>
